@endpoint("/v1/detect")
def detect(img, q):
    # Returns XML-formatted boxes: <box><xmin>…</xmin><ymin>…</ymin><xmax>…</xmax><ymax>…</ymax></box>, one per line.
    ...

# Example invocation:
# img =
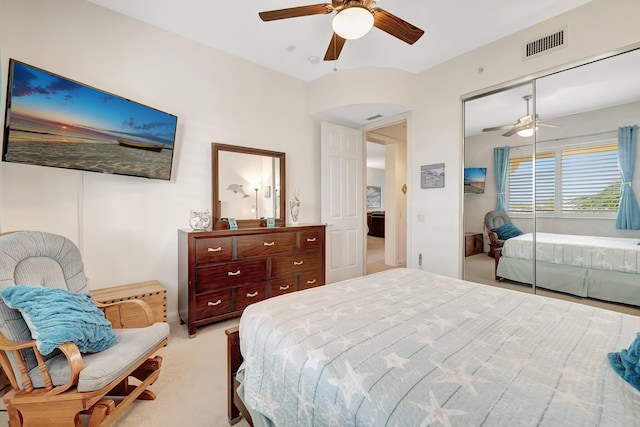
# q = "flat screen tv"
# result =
<box><xmin>464</xmin><ymin>167</ymin><xmax>487</xmax><ymax>194</ymax></box>
<box><xmin>2</xmin><ymin>59</ymin><xmax>178</xmax><ymax>180</ymax></box>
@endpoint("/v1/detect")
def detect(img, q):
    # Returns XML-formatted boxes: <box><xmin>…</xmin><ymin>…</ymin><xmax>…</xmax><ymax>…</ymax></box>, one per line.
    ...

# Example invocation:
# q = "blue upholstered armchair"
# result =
<box><xmin>484</xmin><ymin>210</ymin><xmax>511</xmax><ymax>256</ymax></box>
<box><xmin>0</xmin><ymin>231</ymin><xmax>169</xmax><ymax>426</ymax></box>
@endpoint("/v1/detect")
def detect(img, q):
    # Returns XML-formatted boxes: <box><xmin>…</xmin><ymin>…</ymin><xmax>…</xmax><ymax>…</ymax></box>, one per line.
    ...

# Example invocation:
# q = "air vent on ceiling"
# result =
<box><xmin>524</xmin><ymin>28</ymin><xmax>566</xmax><ymax>60</ymax></box>
<box><xmin>366</xmin><ymin>114</ymin><xmax>384</xmax><ymax>121</ymax></box>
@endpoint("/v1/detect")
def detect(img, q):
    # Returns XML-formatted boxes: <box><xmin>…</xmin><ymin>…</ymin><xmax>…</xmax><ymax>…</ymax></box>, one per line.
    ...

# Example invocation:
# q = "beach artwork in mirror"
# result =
<box><xmin>218</xmin><ymin>151</ymin><xmax>280</xmax><ymax>221</ymax></box>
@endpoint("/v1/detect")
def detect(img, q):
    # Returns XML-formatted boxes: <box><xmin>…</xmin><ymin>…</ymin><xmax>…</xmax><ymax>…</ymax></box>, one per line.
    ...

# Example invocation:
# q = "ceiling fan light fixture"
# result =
<box><xmin>517</xmin><ymin>127</ymin><xmax>536</xmax><ymax>137</ymax></box>
<box><xmin>332</xmin><ymin>6</ymin><xmax>374</xmax><ymax>40</ymax></box>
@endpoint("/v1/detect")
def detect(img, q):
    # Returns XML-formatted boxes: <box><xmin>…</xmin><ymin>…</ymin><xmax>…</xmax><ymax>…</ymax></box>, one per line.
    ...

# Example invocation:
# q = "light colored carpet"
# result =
<box><xmin>112</xmin><ymin>318</ymin><xmax>250</xmax><ymax>427</ymax></box>
<box><xmin>366</xmin><ymin>235</ymin><xmax>400</xmax><ymax>275</ymax></box>
<box><xmin>0</xmin><ymin>318</ymin><xmax>250</xmax><ymax>427</ymax></box>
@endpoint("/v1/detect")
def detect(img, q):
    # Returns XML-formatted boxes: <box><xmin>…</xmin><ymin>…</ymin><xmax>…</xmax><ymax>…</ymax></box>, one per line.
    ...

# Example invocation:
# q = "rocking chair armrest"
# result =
<box><xmin>0</xmin><ymin>331</ymin><xmax>83</xmax><ymax>395</ymax></box>
<box><xmin>0</xmin><ymin>332</ymin><xmax>38</xmax><ymax>351</ymax></box>
<box><xmin>95</xmin><ymin>299</ymin><xmax>154</xmax><ymax>328</ymax></box>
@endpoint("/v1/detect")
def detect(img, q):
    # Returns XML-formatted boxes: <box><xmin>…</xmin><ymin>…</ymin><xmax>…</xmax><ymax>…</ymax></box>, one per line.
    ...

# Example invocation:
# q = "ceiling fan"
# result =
<box><xmin>258</xmin><ymin>1</ymin><xmax>425</xmax><ymax>61</ymax></box>
<box><xmin>482</xmin><ymin>95</ymin><xmax>558</xmax><ymax>137</ymax></box>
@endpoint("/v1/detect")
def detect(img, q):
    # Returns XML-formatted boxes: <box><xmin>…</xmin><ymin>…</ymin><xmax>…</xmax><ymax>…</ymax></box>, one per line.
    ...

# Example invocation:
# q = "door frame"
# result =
<box><xmin>362</xmin><ymin>112</ymin><xmax>411</xmax><ymax>269</ymax></box>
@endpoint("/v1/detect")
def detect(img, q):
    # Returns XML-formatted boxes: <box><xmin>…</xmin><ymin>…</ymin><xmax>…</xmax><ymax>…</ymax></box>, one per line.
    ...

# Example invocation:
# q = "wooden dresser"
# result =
<box><xmin>178</xmin><ymin>225</ymin><xmax>326</xmax><ymax>337</ymax></box>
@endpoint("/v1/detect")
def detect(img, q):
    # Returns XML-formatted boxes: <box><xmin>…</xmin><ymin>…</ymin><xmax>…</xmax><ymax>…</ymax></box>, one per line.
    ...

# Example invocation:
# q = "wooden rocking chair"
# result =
<box><xmin>0</xmin><ymin>231</ymin><xmax>169</xmax><ymax>426</ymax></box>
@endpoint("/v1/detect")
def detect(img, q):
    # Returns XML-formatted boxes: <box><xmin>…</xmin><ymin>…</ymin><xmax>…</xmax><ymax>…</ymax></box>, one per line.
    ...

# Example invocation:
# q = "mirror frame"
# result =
<box><xmin>211</xmin><ymin>143</ymin><xmax>286</xmax><ymax>229</ymax></box>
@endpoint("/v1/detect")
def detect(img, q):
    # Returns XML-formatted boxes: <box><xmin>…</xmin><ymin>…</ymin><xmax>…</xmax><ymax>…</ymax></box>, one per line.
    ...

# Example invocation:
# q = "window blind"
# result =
<box><xmin>561</xmin><ymin>144</ymin><xmax>620</xmax><ymax>214</ymax></box>
<box><xmin>507</xmin><ymin>142</ymin><xmax>619</xmax><ymax>216</ymax></box>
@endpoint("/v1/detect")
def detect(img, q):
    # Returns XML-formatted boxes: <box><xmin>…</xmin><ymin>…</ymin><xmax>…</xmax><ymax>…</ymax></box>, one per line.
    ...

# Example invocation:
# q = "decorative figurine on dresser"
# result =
<box><xmin>178</xmin><ymin>143</ymin><xmax>326</xmax><ymax>337</ymax></box>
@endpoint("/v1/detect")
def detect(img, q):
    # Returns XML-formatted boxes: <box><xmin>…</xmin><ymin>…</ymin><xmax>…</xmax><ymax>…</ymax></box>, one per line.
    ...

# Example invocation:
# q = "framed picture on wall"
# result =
<box><xmin>367</xmin><ymin>186</ymin><xmax>382</xmax><ymax>209</ymax></box>
<box><xmin>421</xmin><ymin>163</ymin><xmax>445</xmax><ymax>189</ymax></box>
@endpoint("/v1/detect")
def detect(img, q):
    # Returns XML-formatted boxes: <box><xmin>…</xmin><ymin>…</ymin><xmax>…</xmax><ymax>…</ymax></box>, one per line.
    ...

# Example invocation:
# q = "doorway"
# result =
<box><xmin>365</xmin><ymin>121</ymin><xmax>408</xmax><ymax>274</ymax></box>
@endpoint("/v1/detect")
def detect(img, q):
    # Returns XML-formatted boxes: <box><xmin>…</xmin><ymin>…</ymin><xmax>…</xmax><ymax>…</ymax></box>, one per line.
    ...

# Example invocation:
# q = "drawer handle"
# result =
<box><xmin>307</xmin><ymin>279</ymin><xmax>317</xmax><ymax>285</ymax></box>
<box><xmin>208</xmin><ymin>300</ymin><xmax>222</xmax><ymax>306</ymax></box>
<box><xmin>263</xmin><ymin>241</ymin><xmax>275</xmax><ymax>246</ymax></box>
<box><xmin>279</xmin><ymin>285</ymin><xmax>290</xmax><ymax>290</ymax></box>
<box><xmin>306</xmin><ymin>237</ymin><xmax>317</xmax><ymax>242</ymax></box>
<box><xmin>293</xmin><ymin>260</ymin><xmax>304</xmax><ymax>266</ymax></box>
<box><xmin>246</xmin><ymin>291</ymin><xmax>258</xmax><ymax>297</ymax></box>
<box><xmin>228</xmin><ymin>270</ymin><xmax>241</xmax><ymax>276</ymax></box>
<box><xmin>207</xmin><ymin>246</ymin><xmax>222</xmax><ymax>252</ymax></box>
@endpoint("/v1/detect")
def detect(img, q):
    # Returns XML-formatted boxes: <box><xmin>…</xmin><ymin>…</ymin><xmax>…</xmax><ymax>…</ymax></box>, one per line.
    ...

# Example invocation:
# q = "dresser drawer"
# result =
<box><xmin>235</xmin><ymin>283</ymin><xmax>267</xmax><ymax>310</ymax></box>
<box><xmin>300</xmin><ymin>230</ymin><xmax>324</xmax><ymax>251</ymax></box>
<box><xmin>195</xmin><ymin>259</ymin><xmax>267</xmax><ymax>293</ymax></box>
<box><xmin>299</xmin><ymin>271</ymin><xmax>324</xmax><ymax>290</ymax></box>
<box><xmin>237</xmin><ymin>232</ymin><xmax>296</xmax><ymax>257</ymax></box>
<box><xmin>179</xmin><ymin>226</ymin><xmax>326</xmax><ymax>337</ymax></box>
<box><xmin>195</xmin><ymin>290</ymin><xmax>233</xmax><ymax>320</ymax></box>
<box><xmin>270</xmin><ymin>277</ymin><xmax>297</xmax><ymax>297</ymax></box>
<box><xmin>195</xmin><ymin>237</ymin><xmax>233</xmax><ymax>264</ymax></box>
<box><xmin>272</xmin><ymin>252</ymin><xmax>322</xmax><ymax>277</ymax></box>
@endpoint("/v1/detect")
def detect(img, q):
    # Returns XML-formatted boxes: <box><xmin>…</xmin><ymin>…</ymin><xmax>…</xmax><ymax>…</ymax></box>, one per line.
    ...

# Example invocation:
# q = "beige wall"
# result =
<box><xmin>411</xmin><ymin>0</ymin><xmax>640</xmax><ymax>277</ymax></box>
<box><xmin>2</xmin><ymin>0</ymin><xmax>640</xmax><ymax>320</ymax></box>
<box><xmin>0</xmin><ymin>0</ymin><xmax>318</xmax><ymax>319</ymax></box>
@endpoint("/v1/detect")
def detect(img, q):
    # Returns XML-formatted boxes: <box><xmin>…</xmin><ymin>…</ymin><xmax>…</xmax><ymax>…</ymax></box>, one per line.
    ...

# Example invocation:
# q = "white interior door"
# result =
<box><xmin>321</xmin><ymin>121</ymin><xmax>364</xmax><ymax>283</ymax></box>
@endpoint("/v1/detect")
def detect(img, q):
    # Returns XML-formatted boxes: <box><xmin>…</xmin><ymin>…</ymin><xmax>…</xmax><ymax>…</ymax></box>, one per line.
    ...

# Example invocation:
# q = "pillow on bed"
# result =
<box><xmin>491</xmin><ymin>222</ymin><xmax>523</xmax><ymax>240</ymax></box>
<box><xmin>1</xmin><ymin>285</ymin><xmax>118</xmax><ymax>356</ymax></box>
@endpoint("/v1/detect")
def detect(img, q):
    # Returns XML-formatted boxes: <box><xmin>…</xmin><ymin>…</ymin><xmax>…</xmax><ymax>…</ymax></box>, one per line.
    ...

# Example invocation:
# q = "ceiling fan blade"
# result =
<box><xmin>259</xmin><ymin>4</ymin><xmax>333</xmax><ymax>21</ymax></box>
<box><xmin>372</xmin><ymin>8</ymin><xmax>425</xmax><ymax>45</ymax></box>
<box><xmin>482</xmin><ymin>124</ymin><xmax>512</xmax><ymax>132</ymax></box>
<box><xmin>538</xmin><ymin>123</ymin><xmax>559</xmax><ymax>128</ymax></box>
<box><xmin>502</xmin><ymin>126</ymin><xmax>524</xmax><ymax>138</ymax></box>
<box><xmin>324</xmin><ymin>33</ymin><xmax>346</xmax><ymax>61</ymax></box>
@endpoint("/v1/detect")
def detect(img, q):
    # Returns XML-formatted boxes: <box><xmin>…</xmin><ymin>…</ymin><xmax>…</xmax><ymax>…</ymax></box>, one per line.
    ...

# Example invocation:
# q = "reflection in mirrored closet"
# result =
<box><xmin>463</xmin><ymin>47</ymin><xmax>640</xmax><ymax>309</ymax></box>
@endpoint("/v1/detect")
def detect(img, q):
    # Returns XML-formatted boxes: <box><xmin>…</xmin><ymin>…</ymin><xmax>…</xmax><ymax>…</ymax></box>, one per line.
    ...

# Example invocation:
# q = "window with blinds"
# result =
<box><xmin>561</xmin><ymin>144</ymin><xmax>620</xmax><ymax>214</ymax></box>
<box><xmin>508</xmin><ymin>152</ymin><xmax>555</xmax><ymax>213</ymax></box>
<box><xmin>507</xmin><ymin>142</ymin><xmax>620</xmax><ymax>216</ymax></box>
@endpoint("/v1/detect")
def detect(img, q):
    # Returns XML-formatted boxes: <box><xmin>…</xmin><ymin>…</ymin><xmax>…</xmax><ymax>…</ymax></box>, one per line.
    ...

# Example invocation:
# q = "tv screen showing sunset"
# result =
<box><xmin>2</xmin><ymin>60</ymin><xmax>178</xmax><ymax>180</ymax></box>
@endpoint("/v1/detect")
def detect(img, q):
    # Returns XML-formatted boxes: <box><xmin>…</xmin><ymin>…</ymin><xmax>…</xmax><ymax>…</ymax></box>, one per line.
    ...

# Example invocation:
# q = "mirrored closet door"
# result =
<box><xmin>463</xmin><ymin>83</ymin><xmax>535</xmax><ymax>293</ymax></box>
<box><xmin>463</xmin><ymin>46</ymin><xmax>640</xmax><ymax>305</ymax></box>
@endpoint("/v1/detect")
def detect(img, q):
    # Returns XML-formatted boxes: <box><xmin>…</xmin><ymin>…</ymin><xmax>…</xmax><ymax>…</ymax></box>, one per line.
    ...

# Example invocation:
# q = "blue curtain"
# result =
<box><xmin>494</xmin><ymin>146</ymin><xmax>510</xmax><ymax>211</ymax></box>
<box><xmin>616</xmin><ymin>125</ymin><xmax>640</xmax><ymax>230</ymax></box>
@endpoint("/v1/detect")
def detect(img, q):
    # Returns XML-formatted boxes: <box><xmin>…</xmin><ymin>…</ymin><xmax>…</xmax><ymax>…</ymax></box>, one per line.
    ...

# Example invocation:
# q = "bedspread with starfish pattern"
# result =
<box><xmin>238</xmin><ymin>268</ymin><xmax>640</xmax><ymax>427</ymax></box>
<box><xmin>502</xmin><ymin>232</ymin><xmax>640</xmax><ymax>275</ymax></box>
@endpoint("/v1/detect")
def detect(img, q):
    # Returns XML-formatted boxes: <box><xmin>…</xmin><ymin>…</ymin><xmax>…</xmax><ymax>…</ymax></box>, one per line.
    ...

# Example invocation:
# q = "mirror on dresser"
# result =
<box><xmin>212</xmin><ymin>143</ymin><xmax>286</xmax><ymax>229</ymax></box>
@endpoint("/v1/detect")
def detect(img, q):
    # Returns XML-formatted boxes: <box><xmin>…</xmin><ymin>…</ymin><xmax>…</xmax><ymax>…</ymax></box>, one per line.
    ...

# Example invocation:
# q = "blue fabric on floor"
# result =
<box><xmin>1</xmin><ymin>285</ymin><xmax>118</xmax><ymax>355</ymax></box>
<box><xmin>608</xmin><ymin>332</ymin><xmax>640</xmax><ymax>391</ymax></box>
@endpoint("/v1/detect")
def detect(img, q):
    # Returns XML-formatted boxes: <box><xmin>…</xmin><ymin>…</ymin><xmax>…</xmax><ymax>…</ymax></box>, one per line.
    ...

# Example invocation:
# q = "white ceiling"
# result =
<box><xmin>85</xmin><ymin>0</ymin><xmax>593</xmax><ymax>128</ymax></box>
<box><xmin>465</xmin><ymin>48</ymin><xmax>640</xmax><ymax>136</ymax></box>
<box><xmin>366</xmin><ymin>121</ymin><xmax>407</xmax><ymax>169</ymax></box>
<box><xmin>83</xmin><ymin>0</ymin><xmax>639</xmax><ymax>169</ymax></box>
<box><xmin>86</xmin><ymin>0</ymin><xmax>640</xmax><ymax>137</ymax></box>
<box><xmin>86</xmin><ymin>0</ymin><xmax>591</xmax><ymax>84</ymax></box>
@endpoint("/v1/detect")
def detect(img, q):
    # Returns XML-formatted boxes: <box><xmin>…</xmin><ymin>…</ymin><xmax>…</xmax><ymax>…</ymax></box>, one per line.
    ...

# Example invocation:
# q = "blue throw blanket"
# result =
<box><xmin>608</xmin><ymin>332</ymin><xmax>640</xmax><ymax>391</ymax></box>
<box><xmin>1</xmin><ymin>285</ymin><xmax>118</xmax><ymax>355</ymax></box>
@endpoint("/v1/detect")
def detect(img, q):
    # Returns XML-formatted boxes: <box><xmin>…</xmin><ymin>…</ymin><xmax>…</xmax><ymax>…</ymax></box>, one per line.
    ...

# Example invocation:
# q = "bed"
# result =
<box><xmin>496</xmin><ymin>232</ymin><xmax>640</xmax><ymax>306</ymax></box>
<box><xmin>226</xmin><ymin>268</ymin><xmax>640</xmax><ymax>426</ymax></box>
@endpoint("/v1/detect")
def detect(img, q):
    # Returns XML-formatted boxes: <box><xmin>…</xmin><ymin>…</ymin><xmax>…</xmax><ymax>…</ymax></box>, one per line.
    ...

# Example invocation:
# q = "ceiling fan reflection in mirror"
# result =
<box><xmin>482</xmin><ymin>95</ymin><xmax>559</xmax><ymax>138</ymax></box>
<box><xmin>258</xmin><ymin>0</ymin><xmax>425</xmax><ymax>61</ymax></box>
